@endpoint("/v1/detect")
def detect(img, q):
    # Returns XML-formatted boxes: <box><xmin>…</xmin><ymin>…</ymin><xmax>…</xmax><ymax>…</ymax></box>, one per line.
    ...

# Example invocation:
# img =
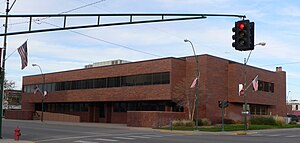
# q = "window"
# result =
<box><xmin>250</xmin><ymin>104</ymin><xmax>268</xmax><ymax>115</ymax></box>
<box><xmin>258</xmin><ymin>80</ymin><xmax>274</xmax><ymax>93</ymax></box>
<box><xmin>24</xmin><ymin>72</ymin><xmax>170</xmax><ymax>93</ymax></box>
<box><xmin>99</xmin><ymin>103</ymin><xmax>105</xmax><ymax>118</ymax></box>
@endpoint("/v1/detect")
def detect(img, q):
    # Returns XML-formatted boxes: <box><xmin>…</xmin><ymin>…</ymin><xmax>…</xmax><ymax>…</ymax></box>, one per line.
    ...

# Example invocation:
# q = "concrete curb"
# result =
<box><xmin>231</xmin><ymin>131</ymin><xmax>257</xmax><ymax>135</ymax></box>
<box><xmin>159</xmin><ymin>129</ymin><xmax>195</xmax><ymax>134</ymax></box>
<box><xmin>0</xmin><ymin>139</ymin><xmax>34</xmax><ymax>143</ymax></box>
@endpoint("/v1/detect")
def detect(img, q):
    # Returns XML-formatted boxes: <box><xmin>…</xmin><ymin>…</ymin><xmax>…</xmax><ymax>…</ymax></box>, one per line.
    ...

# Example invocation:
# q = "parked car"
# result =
<box><xmin>287</xmin><ymin>114</ymin><xmax>299</xmax><ymax>122</ymax></box>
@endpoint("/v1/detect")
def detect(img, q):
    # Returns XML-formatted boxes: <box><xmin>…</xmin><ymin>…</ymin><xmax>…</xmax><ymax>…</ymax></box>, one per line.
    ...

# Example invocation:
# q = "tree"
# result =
<box><xmin>172</xmin><ymin>78</ymin><xmax>196</xmax><ymax>120</ymax></box>
<box><xmin>4</xmin><ymin>79</ymin><xmax>16</xmax><ymax>90</ymax></box>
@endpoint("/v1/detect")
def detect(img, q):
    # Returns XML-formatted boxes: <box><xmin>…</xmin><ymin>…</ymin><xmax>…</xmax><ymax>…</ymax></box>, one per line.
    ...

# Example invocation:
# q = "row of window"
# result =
<box><xmin>113</xmin><ymin>101</ymin><xmax>166</xmax><ymax>112</ymax></box>
<box><xmin>37</xmin><ymin>101</ymin><xmax>183</xmax><ymax>114</ymax></box>
<box><xmin>250</xmin><ymin>104</ymin><xmax>268</xmax><ymax>115</ymax></box>
<box><xmin>258</xmin><ymin>80</ymin><xmax>274</xmax><ymax>93</ymax></box>
<box><xmin>37</xmin><ymin>103</ymin><xmax>89</xmax><ymax>113</ymax></box>
<box><xmin>24</xmin><ymin>72</ymin><xmax>170</xmax><ymax>93</ymax></box>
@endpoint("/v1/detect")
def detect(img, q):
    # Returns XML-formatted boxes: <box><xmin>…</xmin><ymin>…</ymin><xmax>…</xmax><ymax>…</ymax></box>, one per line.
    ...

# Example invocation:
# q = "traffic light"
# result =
<box><xmin>249</xmin><ymin>22</ymin><xmax>255</xmax><ymax>50</ymax></box>
<box><xmin>218</xmin><ymin>100</ymin><xmax>229</xmax><ymax>108</ymax></box>
<box><xmin>232</xmin><ymin>20</ymin><xmax>253</xmax><ymax>51</ymax></box>
<box><xmin>223</xmin><ymin>100</ymin><xmax>229</xmax><ymax>108</ymax></box>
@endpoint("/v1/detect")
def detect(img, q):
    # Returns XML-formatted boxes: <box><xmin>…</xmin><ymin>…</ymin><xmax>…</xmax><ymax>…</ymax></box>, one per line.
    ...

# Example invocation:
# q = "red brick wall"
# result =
<box><xmin>37</xmin><ymin>111</ymin><xmax>80</xmax><ymax>122</ymax></box>
<box><xmin>5</xmin><ymin>110</ymin><xmax>33</xmax><ymax>120</ymax></box>
<box><xmin>127</xmin><ymin>111</ymin><xmax>187</xmax><ymax>128</ymax></box>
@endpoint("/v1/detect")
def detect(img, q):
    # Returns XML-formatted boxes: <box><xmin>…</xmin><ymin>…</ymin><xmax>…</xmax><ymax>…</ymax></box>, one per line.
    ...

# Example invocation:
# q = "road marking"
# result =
<box><xmin>74</xmin><ymin>141</ymin><xmax>98</xmax><ymax>143</ymax></box>
<box><xmin>129</xmin><ymin>135</ymin><xmax>151</xmax><ymax>138</ymax></box>
<box><xmin>142</xmin><ymin>135</ymin><xmax>163</xmax><ymax>137</ymax></box>
<box><xmin>95</xmin><ymin>138</ymin><xmax>118</xmax><ymax>142</ymax></box>
<box><xmin>267</xmin><ymin>134</ymin><xmax>282</xmax><ymax>137</ymax></box>
<box><xmin>285</xmin><ymin>135</ymin><xmax>299</xmax><ymax>138</ymax></box>
<box><xmin>249</xmin><ymin>134</ymin><xmax>263</xmax><ymax>136</ymax></box>
<box><xmin>35</xmin><ymin>132</ymin><xmax>144</xmax><ymax>142</ymax></box>
<box><xmin>113</xmin><ymin>137</ymin><xmax>135</xmax><ymax>140</ymax></box>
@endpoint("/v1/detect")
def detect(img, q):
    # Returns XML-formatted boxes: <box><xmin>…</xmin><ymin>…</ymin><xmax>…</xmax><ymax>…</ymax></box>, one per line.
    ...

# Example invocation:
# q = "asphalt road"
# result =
<box><xmin>2</xmin><ymin>119</ymin><xmax>300</xmax><ymax>143</ymax></box>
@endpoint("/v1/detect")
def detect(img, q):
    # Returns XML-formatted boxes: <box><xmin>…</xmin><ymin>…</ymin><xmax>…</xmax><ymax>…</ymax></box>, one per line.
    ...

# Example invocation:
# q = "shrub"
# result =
<box><xmin>198</xmin><ymin>118</ymin><xmax>212</xmax><ymax>126</ymax></box>
<box><xmin>274</xmin><ymin>116</ymin><xmax>285</xmax><ymax>126</ymax></box>
<box><xmin>172</xmin><ymin>120</ymin><xmax>194</xmax><ymax>128</ymax></box>
<box><xmin>250</xmin><ymin>116</ymin><xmax>276</xmax><ymax>125</ymax></box>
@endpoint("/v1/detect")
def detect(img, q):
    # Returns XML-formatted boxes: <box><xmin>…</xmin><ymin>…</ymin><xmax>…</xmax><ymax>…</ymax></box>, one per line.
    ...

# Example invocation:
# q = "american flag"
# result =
<box><xmin>252</xmin><ymin>75</ymin><xmax>259</xmax><ymax>91</ymax></box>
<box><xmin>17</xmin><ymin>41</ymin><xmax>28</xmax><ymax>70</ymax></box>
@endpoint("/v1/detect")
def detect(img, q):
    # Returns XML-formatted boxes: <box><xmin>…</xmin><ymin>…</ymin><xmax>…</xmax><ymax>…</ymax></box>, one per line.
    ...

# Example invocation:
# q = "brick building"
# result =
<box><xmin>6</xmin><ymin>54</ymin><xmax>286</xmax><ymax>126</ymax></box>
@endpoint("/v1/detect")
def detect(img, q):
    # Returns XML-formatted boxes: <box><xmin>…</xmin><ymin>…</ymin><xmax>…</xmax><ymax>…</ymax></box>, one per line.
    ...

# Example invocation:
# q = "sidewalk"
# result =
<box><xmin>0</xmin><ymin>139</ymin><xmax>34</xmax><ymax>143</ymax></box>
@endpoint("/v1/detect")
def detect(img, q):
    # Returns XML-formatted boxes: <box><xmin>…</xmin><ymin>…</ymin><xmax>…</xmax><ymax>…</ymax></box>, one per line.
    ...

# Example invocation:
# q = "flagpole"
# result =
<box><xmin>0</xmin><ymin>0</ymin><xmax>10</xmax><ymax>138</ymax></box>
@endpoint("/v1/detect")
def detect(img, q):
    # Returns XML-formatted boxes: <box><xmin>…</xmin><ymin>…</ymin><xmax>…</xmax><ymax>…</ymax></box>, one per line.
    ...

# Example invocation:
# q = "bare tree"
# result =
<box><xmin>4</xmin><ymin>79</ymin><xmax>16</xmax><ymax>90</ymax></box>
<box><xmin>172</xmin><ymin>78</ymin><xmax>196</xmax><ymax>120</ymax></box>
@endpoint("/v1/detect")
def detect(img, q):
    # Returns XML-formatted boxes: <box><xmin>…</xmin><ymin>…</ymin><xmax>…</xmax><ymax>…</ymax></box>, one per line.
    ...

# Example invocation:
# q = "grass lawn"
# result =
<box><xmin>162</xmin><ymin>124</ymin><xmax>300</xmax><ymax>132</ymax></box>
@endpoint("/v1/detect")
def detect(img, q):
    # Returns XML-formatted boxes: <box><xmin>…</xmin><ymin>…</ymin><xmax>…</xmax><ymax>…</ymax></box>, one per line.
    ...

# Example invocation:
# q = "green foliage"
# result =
<box><xmin>198</xmin><ymin>118</ymin><xmax>212</xmax><ymax>126</ymax></box>
<box><xmin>172</xmin><ymin>120</ymin><xmax>194</xmax><ymax>128</ymax></box>
<box><xmin>250</xmin><ymin>116</ymin><xmax>276</xmax><ymax>125</ymax></box>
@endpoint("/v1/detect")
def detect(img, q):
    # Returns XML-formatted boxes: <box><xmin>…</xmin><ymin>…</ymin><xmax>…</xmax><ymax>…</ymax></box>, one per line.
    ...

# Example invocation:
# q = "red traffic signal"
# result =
<box><xmin>238</xmin><ymin>23</ymin><xmax>245</xmax><ymax>30</ymax></box>
<box><xmin>232</xmin><ymin>20</ymin><xmax>254</xmax><ymax>51</ymax></box>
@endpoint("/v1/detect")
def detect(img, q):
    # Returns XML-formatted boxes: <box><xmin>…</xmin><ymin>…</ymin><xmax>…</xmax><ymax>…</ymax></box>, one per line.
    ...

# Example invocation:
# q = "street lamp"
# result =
<box><xmin>32</xmin><ymin>63</ymin><xmax>45</xmax><ymax>122</ymax></box>
<box><xmin>184</xmin><ymin>39</ymin><xmax>200</xmax><ymax>130</ymax></box>
<box><xmin>243</xmin><ymin>42</ymin><xmax>266</xmax><ymax>131</ymax></box>
<box><xmin>286</xmin><ymin>91</ymin><xmax>291</xmax><ymax>115</ymax></box>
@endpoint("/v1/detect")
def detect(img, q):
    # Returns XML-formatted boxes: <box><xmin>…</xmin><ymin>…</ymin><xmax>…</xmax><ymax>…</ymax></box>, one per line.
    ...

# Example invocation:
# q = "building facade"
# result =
<box><xmin>10</xmin><ymin>54</ymin><xmax>286</xmax><ymax>124</ymax></box>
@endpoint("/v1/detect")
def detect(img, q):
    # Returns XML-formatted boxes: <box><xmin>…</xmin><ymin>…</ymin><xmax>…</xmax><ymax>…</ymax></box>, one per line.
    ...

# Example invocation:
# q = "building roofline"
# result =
<box><xmin>25</xmin><ymin>54</ymin><xmax>283</xmax><ymax>78</ymax></box>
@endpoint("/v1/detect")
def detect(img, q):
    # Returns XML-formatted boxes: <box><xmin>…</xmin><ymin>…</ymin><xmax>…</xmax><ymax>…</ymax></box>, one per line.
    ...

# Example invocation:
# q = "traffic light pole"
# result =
<box><xmin>0</xmin><ymin>0</ymin><xmax>10</xmax><ymax>138</ymax></box>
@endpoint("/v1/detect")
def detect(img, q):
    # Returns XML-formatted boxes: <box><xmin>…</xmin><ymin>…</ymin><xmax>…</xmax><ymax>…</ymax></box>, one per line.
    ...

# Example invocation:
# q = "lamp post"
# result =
<box><xmin>287</xmin><ymin>91</ymin><xmax>291</xmax><ymax>115</ymax></box>
<box><xmin>184</xmin><ymin>39</ymin><xmax>200</xmax><ymax>130</ymax></box>
<box><xmin>32</xmin><ymin>64</ymin><xmax>45</xmax><ymax>122</ymax></box>
<box><xmin>243</xmin><ymin>42</ymin><xmax>266</xmax><ymax>131</ymax></box>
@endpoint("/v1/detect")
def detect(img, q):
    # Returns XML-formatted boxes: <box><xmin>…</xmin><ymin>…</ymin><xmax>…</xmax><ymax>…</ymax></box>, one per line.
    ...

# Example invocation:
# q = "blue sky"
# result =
<box><xmin>0</xmin><ymin>0</ymin><xmax>300</xmax><ymax>100</ymax></box>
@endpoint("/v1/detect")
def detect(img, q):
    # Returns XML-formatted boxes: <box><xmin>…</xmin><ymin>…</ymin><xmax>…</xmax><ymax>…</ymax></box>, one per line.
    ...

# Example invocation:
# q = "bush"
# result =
<box><xmin>172</xmin><ymin>120</ymin><xmax>194</xmax><ymax>128</ymax></box>
<box><xmin>198</xmin><ymin>118</ymin><xmax>212</xmax><ymax>126</ymax></box>
<box><xmin>250</xmin><ymin>116</ymin><xmax>276</xmax><ymax>125</ymax></box>
<box><xmin>274</xmin><ymin>116</ymin><xmax>285</xmax><ymax>126</ymax></box>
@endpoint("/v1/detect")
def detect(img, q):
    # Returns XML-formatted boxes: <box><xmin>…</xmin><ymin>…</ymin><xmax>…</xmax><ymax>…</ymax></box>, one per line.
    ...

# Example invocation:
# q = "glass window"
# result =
<box><xmin>99</xmin><ymin>103</ymin><xmax>105</xmax><ymax>118</ymax></box>
<box><xmin>161</xmin><ymin>72</ymin><xmax>170</xmax><ymax>84</ymax></box>
<box><xmin>153</xmin><ymin>73</ymin><xmax>162</xmax><ymax>84</ymax></box>
<box><xmin>143</xmin><ymin>74</ymin><xmax>152</xmax><ymax>85</ymax></box>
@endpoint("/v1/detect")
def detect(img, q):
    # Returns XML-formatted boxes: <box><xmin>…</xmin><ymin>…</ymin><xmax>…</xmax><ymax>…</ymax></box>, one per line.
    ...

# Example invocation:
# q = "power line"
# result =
<box><xmin>260</xmin><ymin>61</ymin><xmax>300</xmax><ymax>67</ymax></box>
<box><xmin>41</xmin><ymin>21</ymin><xmax>162</xmax><ymax>57</ymax></box>
<box><xmin>61</xmin><ymin>0</ymin><xmax>107</xmax><ymax>14</ymax></box>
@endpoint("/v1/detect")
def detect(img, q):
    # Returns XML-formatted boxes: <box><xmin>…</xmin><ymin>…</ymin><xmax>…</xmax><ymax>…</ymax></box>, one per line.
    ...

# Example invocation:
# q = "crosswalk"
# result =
<box><xmin>73</xmin><ymin>133</ymin><xmax>178</xmax><ymax>143</ymax></box>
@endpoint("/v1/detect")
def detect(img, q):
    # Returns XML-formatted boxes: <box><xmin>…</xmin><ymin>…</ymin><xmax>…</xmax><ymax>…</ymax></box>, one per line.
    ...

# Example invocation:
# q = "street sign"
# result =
<box><xmin>242</xmin><ymin>111</ymin><xmax>249</xmax><ymax>115</ymax></box>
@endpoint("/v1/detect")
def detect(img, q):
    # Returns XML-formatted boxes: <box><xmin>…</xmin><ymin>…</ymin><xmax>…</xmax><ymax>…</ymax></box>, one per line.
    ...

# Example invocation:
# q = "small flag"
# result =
<box><xmin>17</xmin><ymin>41</ymin><xmax>28</xmax><ymax>70</ymax></box>
<box><xmin>239</xmin><ymin>84</ymin><xmax>244</xmax><ymax>96</ymax></box>
<box><xmin>33</xmin><ymin>85</ymin><xmax>39</xmax><ymax>94</ymax></box>
<box><xmin>190</xmin><ymin>74</ymin><xmax>200</xmax><ymax>88</ymax></box>
<box><xmin>190</xmin><ymin>77</ymin><xmax>198</xmax><ymax>88</ymax></box>
<box><xmin>252</xmin><ymin>75</ymin><xmax>259</xmax><ymax>91</ymax></box>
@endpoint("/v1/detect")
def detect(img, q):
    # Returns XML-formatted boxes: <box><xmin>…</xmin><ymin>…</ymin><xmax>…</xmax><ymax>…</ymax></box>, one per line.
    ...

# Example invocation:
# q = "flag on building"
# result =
<box><xmin>252</xmin><ymin>75</ymin><xmax>259</xmax><ymax>91</ymax></box>
<box><xmin>17</xmin><ymin>41</ymin><xmax>28</xmax><ymax>70</ymax></box>
<box><xmin>238</xmin><ymin>84</ymin><xmax>244</xmax><ymax>96</ymax></box>
<box><xmin>190</xmin><ymin>74</ymin><xmax>200</xmax><ymax>88</ymax></box>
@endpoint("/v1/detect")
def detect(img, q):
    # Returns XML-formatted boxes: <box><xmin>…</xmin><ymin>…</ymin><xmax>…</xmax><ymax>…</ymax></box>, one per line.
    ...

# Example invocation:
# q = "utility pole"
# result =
<box><xmin>0</xmin><ymin>0</ymin><xmax>10</xmax><ymax>138</ymax></box>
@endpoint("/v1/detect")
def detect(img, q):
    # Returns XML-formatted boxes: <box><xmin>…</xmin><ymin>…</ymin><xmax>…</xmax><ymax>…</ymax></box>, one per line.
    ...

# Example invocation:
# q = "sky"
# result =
<box><xmin>0</xmin><ymin>0</ymin><xmax>300</xmax><ymax>100</ymax></box>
